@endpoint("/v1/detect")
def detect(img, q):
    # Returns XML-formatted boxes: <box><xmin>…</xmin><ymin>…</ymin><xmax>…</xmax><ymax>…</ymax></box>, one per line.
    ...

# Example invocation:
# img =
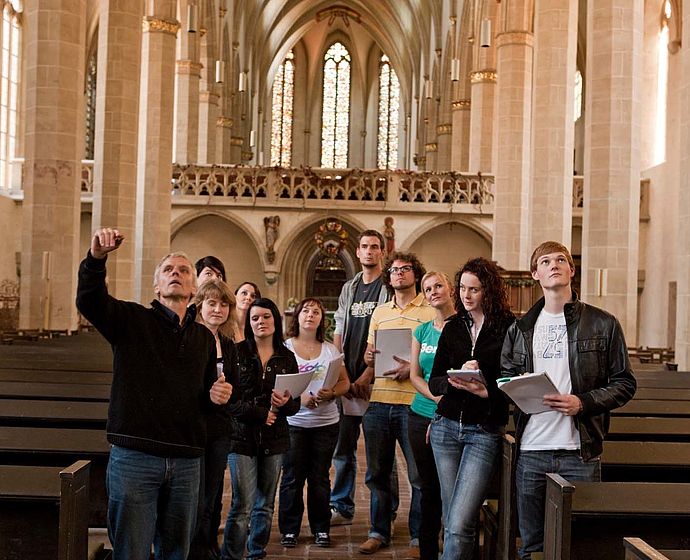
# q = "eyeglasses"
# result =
<box><xmin>388</xmin><ymin>265</ymin><xmax>414</xmax><ymax>275</ymax></box>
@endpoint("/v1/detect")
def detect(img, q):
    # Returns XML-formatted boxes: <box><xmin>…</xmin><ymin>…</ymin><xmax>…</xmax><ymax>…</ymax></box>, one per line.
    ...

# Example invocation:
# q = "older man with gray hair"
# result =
<box><xmin>76</xmin><ymin>227</ymin><xmax>232</xmax><ymax>560</ymax></box>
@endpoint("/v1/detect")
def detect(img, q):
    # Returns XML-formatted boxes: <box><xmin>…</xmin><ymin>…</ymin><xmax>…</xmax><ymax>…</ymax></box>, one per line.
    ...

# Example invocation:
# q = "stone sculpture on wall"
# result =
<box><xmin>264</xmin><ymin>215</ymin><xmax>280</xmax><ymax>264</ymax></box>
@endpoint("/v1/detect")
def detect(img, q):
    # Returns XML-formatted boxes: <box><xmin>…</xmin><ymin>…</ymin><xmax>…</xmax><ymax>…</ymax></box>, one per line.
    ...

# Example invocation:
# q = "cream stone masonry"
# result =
<box><xmin>451</xmin><ymin>99</ymin><xmax>470</xmax><ymax>171</ymax></box>
<box><xmin>529</xmin><ymin>0</ymin><xmax>577</xmax><ymax>249</ymax></box>
<box><xmin>91</xmin><ymin>0</ymin><xmax>142</xmax><ymax>302</ymax></box>
<box><xmin>134</xmin><ymin>3</ymin><xmax>178</xmax><ymax>302</ymax></box>
<box><xmin>582</xmin><ymin>0</ymin><xmax>642</xmax><ymax>343</ymax></box>
<box><xmin>468</xmin><ymin>69</ymin><xmax>495</xmax><ymax>172</ymax></box>
<box><xmin>20</xmin><ymin>0</ymin><xmax>86</xmax><ymax>331</ymax></box>
<box><xmin>492</xmin><ymin>4</ymin><xmax>534</xmax><ymax>270</ymax></box>
<box><xmin>174</xmin><ymin>5</ymin><xmax>200</xmax><ymax>165</ymax></box>
<box><xmin>676</xmin><ymin>0</ymin><xmax>690</xmax><ymax>369</ymax></box>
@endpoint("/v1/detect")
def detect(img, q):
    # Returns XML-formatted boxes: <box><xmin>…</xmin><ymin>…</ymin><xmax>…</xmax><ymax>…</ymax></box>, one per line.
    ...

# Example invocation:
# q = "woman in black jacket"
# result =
<box><xmin>220</xmin><ymin>298</ymin><xmax>300</xmax><ymax>560</ymax></box>
<box><xmin>189</xmin><ymin>279</ymin><xmax>238</xmax><ymax>560</ymax></box>
<box><xmin>428</xmin><ymin>258</ymin><xmax>515</xmax><ymax>560</ymax></box>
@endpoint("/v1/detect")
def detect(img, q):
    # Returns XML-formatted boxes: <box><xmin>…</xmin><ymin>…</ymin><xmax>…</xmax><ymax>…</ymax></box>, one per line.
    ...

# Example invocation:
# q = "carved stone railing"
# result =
<box><xmin>81</xmin><ymin>159</ymin><xmax>94</xmax><ymax>193</ymax></box>
<box><xmin>170</xmin><ymin>164</ymin><xmax>495</xmax><ymax>208</ymax></box>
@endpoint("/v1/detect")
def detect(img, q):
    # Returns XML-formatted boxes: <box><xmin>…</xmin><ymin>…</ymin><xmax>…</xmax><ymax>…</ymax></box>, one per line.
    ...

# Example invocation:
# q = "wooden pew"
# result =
<box><xmin>0</xmin><ymin>426</ymin><xmax>110</xmax><ymax>526</ymax></box>
<box><xmin>624</xmin><ymin>538</ymin><xmax>690</xmax><ymax>560</ymax></box>
<box><xmin>0</xmin><ymin>398</ymin><xmax>108</xmax><ymax>428</ymax></box>
<box><xmin>543</xmin><ymin>474</ymin><xmax>690</xmax><ymax>560</ymax></box>
<box><xmin>608</xmin><ymin>416</ymin><xmax>690</xmax><ymax>441</ymax></box>
<box><xmin>632</xmin><ymin>387</ymin><xmax>690</xmax><ymax>400</ymax></box>
<box><xmin>601</xmin><ymin>441</ymin><xmax>690</xmax><ymax>482</ymax></box>
<box><xmin>0</xmin><ymin>368</ymin><xmax>112</xmax><ymax>384</ymax></box>
<box><xmin>0</xmin><ymin>460</ymin><xmax>93</xmax><ymax>560</ymax></box>
<box><xmin>614</xmin><ymin>399</ymin><xmax>690</xmax><ymax>417</ymax></box>
<box><xmin>0</xmin><ymin>381</ymin><xmax>111</xmax><ymax>402</ymax></box>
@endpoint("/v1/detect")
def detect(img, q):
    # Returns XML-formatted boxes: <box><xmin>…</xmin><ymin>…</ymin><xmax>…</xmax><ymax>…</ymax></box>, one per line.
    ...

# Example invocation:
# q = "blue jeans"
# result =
<box><xmin>221</xmin><ymin>452</ymin><xmax>283</xmax><ymax>560</ymax></box>
<box><xmin>279</xmin><ymin>422</ymin><xmax>339</xmax><ymax>535</ymax></box>
<box><xmin>330</xmin><ymin>412</ymin><xmax>362</xmax><ymax>518</ymax></box>
<box><xmin>516</xmin><ymin>450</ymin><xmax>601</xmax><ymax>560</ymax></box>
<box><xmin>362</xmin><ymin>402</ymin><xmax>421</xmax><ymax>544</ymax></box>
<box><xmin>430</xmin><ymin>416</ymin><xmax>502</xmax><ymax>560</ymax></box>
<box><xmin>106</xmin><ymin>445</ymin><xmax>201</xmax><ymax>560</ymax></box>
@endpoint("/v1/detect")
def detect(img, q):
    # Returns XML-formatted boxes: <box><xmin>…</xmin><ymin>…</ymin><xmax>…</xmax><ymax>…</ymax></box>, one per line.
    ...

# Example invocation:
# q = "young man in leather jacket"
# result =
<box><xmin>500</xmin><ymin>241</ymin><xmax>636</xmax><ymax>560</ymax></box>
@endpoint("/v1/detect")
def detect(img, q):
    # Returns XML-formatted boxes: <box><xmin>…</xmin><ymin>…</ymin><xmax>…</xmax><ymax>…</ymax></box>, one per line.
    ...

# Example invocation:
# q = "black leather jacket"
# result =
<box><xmin>227</xmin><ymin>340</ymin><xmax>300</xmax><ymax>456</ymax></box>
<box><xmin>500</xmin><ymin>293</ymin><xmax>636</xmax><ymax>461</ymax></box>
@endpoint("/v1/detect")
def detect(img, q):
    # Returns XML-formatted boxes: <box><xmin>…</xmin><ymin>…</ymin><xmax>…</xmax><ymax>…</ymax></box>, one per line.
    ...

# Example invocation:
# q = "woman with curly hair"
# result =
<box><xmin>428</xmin><ymin>257</ymin><xmax>515</xmax><ymax>560</ymax></box>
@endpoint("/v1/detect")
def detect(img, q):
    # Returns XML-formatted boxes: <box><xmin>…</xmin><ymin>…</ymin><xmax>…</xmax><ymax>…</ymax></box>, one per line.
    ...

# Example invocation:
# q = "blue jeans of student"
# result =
<box><xmin>330</xmin><ymin>413</ymin><xmax>362</xmax><ymax>518</ymax></box>
<box><xmin>429</xmin><ymin>416</ymin><xmax>502</xmax><ymax>560</ymax></box>
<box><xmin>221</xmin><ymin>452</ymin><xmax>283</xmax><ymax>560</ymax></box>
<box><xmin>362</xmin><ymin>402</ymin><xmax>421</xmax><ymax>544</ymax></box>
<box><xmin>279</xmin><ymin>422</ymin><xmax>340</xmax><ymax>535</ymax></box>
<box><xmin>106</xmin><ymin>445</ymin><xmax>201</xmax><ymax>560</ymax></box>
<box><xmin>331</xmin><ymin>410</ymin><xmax>400</xmax><ymax>520</ymax></box>
<box><xmin>516</xmin><ymin>449</ymin><xmax>601</xmax><ymax>560</ymax></box>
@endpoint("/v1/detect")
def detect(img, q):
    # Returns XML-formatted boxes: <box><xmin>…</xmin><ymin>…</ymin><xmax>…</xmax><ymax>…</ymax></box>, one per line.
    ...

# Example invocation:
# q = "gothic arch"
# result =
<box><xmin>399</xmin><ymin>215</ymin><xmax>493</xmax><ymax>252</ymax></box>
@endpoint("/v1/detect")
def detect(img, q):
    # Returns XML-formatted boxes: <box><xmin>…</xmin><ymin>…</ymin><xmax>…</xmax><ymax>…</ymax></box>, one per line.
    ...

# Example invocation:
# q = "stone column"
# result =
<box><xmin>492</xmin><ymin>5</ymin><xmax>534</xmax><ymax>269</ymax></box>
<box><xmin>676</xmin><ymin>0</ymin><xmax>690</xmax><ymax>368</ymax></box>
<box><xmin>529</xmin><ymin>0</ymin><xmax>577</xmax><ymax>249</ymax></box>
<box><xmin>91</xmin><ymin>0</ymin><xmax>142</xmax><ymax>301</ymax></box>
<box><xmin>198</xmin><ymin>88</ymin><xmax>219</xmax><ymax>163</ymax></box>
<box><xmin>20</xmin><ymin>0</ymin><xmax>86</xmax><ymax>331</ymax></box>
<box><xmin>436</xmin><ymin>123</ymin><xmax>452</xmax><ymax>171</ymax></box>
<box><xmin>581</xmin><ymin>0</ymin><xmax>642</xmax><ymax>342</ymax></box>
<box><xmin>174</xmin><ymin>60</ymin><xmax>201</xmax><ymax>163</ymax></box>
<box><xmin>467</xmin><ymin>70</ymin><xmax>496</xmax><ymax>172</ymax></box>
<box><xmin>134</xmin><ymin>4</ymin><xmax>179</xmax><ymax>302</ymax></box>
<box><xmin>451</xmin><ymin>99</ymin><xmax>470</xmax><ymax>171</ymax></box>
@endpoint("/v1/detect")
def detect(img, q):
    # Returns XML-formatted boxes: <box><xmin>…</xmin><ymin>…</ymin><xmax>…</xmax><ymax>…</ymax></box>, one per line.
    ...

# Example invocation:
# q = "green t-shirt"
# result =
<box><xmin>410</xmin><ymin>320</ymin><xmax>441</xmax><ymax>419</ymax></box>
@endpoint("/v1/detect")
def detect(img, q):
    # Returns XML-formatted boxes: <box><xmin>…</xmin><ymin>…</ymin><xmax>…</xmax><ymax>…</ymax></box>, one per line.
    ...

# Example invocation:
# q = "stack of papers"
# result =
<box><xmin>497</xmin><ymin>372</ymin><xmax>560</xmax><ymax>414</ymax></box>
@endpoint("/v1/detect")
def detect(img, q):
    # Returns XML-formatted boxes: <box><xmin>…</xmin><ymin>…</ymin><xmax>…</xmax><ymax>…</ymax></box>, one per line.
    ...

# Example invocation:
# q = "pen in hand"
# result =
<box><xmin>309</xmin><ymin>391</ymin><xmax>319</xmax><ymax>407</ymax></box>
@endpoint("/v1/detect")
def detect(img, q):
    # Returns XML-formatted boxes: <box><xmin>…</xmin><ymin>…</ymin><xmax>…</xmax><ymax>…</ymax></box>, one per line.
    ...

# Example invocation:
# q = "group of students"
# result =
<box><xmin>76</xmin><ymin>227</ymin><xmax>636</xmax><ymax>560</ymax></box>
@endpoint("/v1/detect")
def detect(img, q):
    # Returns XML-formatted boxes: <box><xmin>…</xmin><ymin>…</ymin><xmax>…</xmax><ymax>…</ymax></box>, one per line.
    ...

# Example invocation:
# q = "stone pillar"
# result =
<box><xmin>492</xmin><ymin>6</ymin><xmax>534</xmax><ymax>269</ymax></box>
<box><xmin>467</xmin><ymin>70</ymin><xmax>496</xmax><ymax>172</ymax></box>
<box><xmin>676</xmin><ymin>0</ymin><xmax>690</xmax><ymax>368</ymax></box>
<box><xmin>91</xmin><ymin>0</ymin><xmax>142</xmax><ymax>301</ymax></box>
<box><xmin>134</xmin><ymin>5</ymin><xmax>179</xmax><ymax>302</ymax></box>
<box><xmin>215</xmin><ymin>116</ymin><xmax>233</xmax><ymax>163</ymax></box>
<box><xmin>20</xmin><ymin>0</ymin><xmax>86</xmax><ymax>331</ymax></box>
<box><xmin>174</xmin><ymin>60</ymin><xmax>201</xmax><ymax>163</ymax></box>
<box><xmin>198</xmin><ymin>89</ymin><xmax>219</xmax><ymax>164</ymax></box>
<box><xmin>581</xmin><ymin>0</ymin><xmax>642</xmax><ymax>342</ymax></box>
<box><xmin>529</xmin><ymin>0</ymin><xmax>577</xmax><ymax>249</ymax></box>
<box><xmin>451</xmin><ymin>99</ymin><xmax>470</xmax><ymax>171</ymax></box>
<box><xmin>436</xmin><ymin>123</ymin><xmax>452</xmax><ymax>171</ymax></box>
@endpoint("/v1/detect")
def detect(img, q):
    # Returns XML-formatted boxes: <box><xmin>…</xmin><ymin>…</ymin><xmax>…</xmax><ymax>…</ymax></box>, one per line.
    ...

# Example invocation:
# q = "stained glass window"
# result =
<box><xmin>84</xmin><ymin>51</ymin><xmax>97</xmax><ymax>159</ymax></box>
<box><xmin>270</xmin><ymin>49</ymin><xmax>294</xmax><ymax>167</ymax></box>
<box><xmin>377</xmin><ymin>55</ymin><xmax>400</xmax><ymax>169</ymax></box>
<box><xmin>321</xmin><ymin>42</ymin><xmax>350</xmax><ymax>168</ymax></box>
<box><xmin>0</xmin><ymin>1</ymin><xmax>20</xmax><ymax>191</ymax></box>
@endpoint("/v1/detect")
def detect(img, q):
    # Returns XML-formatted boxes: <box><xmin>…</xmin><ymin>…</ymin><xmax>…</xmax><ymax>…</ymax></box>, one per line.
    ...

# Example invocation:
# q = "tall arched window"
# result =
<box><xmin>573</xmin><ymin>69</ymin><xmax>582</xmax><ymax>122</ymax></box>
<box><xmin>321</xmin><ymin>42</ymin><xmax>350</xmax><ymax>168</ymax></box>
<box><xmin>0</xmin><ymin>1</ymin><xmax>21</xmax><ymax>191</ymax></box>
<box><xmin>84</xmin><ymin>50</ymin><xmax>97</xmax><ymax>160</ymax></box>
<box><xmin>270</xmin><ymin>49</ymin><xmax>294</xmax><ymax>167</ymax></box>
<box><xmin>377</xmin><ymin>54</ymin><xmax>400</xmax><ymax>169</ymax></box>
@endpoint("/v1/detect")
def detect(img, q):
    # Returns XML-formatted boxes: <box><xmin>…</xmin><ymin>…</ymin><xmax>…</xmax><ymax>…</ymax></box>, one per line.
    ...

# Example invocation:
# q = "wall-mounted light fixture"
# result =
<box><xmin>480</xmin><ymin>18</ymin><xmax>492</xmax><ymax>48</ymax></box>
<box><xmin>187</xmin><ymin>4</ymin><xmax>198</xmax><ymax>33</ymax></box>
<box><xmin>450</xmin><ymin>58</ymin><xmax>461</xmax><ymax>81</ymax></box>
<box><xmin>215</xmin><ymin>60</ymin><xmax>225</xmax><ymax>83</ymax></box>
<box><xmin>238</xmin><ymin>71</ymin><xmax>247</xmax><ymax>92</ymax></box>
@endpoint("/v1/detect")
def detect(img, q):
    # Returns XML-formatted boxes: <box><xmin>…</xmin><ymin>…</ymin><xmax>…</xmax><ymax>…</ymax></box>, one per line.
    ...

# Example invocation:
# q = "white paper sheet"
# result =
<box><xmin>374</xmin><ymin>328</ymin><xmax>412</xmax><ymax>377</ymax></box>
<box><xmin>497</xmin><ymin>372</ymin><xmax>560</xmax><ymax>414</ymax></box>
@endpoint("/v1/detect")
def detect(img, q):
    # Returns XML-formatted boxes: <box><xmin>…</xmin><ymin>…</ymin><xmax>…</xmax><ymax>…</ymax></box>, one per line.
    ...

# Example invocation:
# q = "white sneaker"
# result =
<box><xmin>330</xmin><ymin>506</ymin><xmax>353</xmax><ymax>526</ymax></box>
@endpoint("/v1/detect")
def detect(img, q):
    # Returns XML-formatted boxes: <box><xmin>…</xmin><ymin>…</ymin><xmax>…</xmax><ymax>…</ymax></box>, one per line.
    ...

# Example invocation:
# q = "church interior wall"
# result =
<box><xmin>0</xmin><ymin>196</ymin><xmax>20</xmax><ymax>287</ymax></box>
<box><xmin>407</xmin><ymin>222</ymin><xmax>492</xmax><ymax>279</ymax></box>
<box><xmin>170</xmin><ymin>213</ymin><xmax>267</xmax><ymax>296</ymax></box>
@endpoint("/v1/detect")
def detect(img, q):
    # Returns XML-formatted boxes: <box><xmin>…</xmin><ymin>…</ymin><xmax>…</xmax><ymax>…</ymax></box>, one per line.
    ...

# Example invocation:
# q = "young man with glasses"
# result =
<box><xmin>501</xmin><ymin>241</ymin><xmax>636</xmax><ymax>559</ymax></box>
<box><xmin>357</xmin><ymin>252</ymin><xmax>435</xmax><ymax>557</ymax></box>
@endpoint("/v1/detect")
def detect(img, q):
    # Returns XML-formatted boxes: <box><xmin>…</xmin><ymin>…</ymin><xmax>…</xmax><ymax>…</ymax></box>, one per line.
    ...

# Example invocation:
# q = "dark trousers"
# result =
<box><xmin>189</xmin><ymin>437</ymin><xmax>231</xmax><ymax>559</ymax></box>
<box><xmin>408</xmin><ymin>411</ymin><xmax>442</xmax><ymax>560</ymax></box>
<box><xmin>278</xmin><ymin>422</ymin><xmax>340</xmax><ymax>535</ymax></box>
